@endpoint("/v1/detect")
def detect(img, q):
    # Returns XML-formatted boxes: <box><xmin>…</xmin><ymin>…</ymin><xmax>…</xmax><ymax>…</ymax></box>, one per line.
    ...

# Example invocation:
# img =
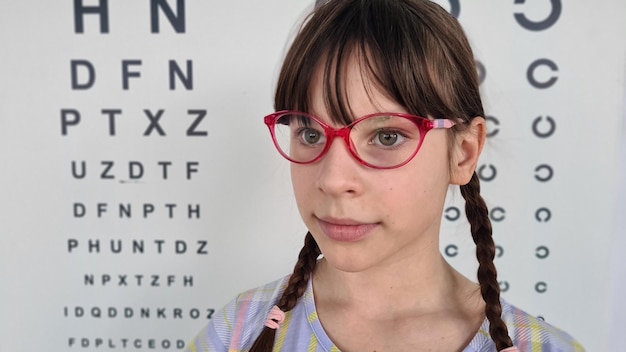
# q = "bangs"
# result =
<box><xmin>276</xmin><ymin>0</ymin><xmax>415</xmax><ymax>125</ymax></box>
<box><xmin>275</xmin><ymin>0</ymin><xmax>482</xmax><ymax>126</ymax></box>
<box><xmin>315</xmin><ymin>42</ymin><xmax>391</xmax><ymax>125</ymax></box>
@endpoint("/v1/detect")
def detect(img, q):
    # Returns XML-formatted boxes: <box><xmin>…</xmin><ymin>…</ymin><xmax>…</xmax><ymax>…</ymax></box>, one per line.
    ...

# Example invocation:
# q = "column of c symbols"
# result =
<box><xmin>515</xmin><ymin>0</ymin><xmax>563</xmax><ymax>301</ymax></box>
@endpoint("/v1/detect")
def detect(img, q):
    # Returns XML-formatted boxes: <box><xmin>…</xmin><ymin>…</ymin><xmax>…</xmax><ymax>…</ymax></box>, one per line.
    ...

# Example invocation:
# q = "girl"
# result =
<box><xmin>188</xmin><ymin>0</ymin><xmax>582</xmax><ymax>351</ymax></box>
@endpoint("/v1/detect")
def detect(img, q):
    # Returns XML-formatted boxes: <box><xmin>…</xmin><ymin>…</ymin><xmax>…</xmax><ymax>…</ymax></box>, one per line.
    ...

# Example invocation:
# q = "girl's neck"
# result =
<box><xmin>312</xmin><ymin>254</ymin><xmax>486</xmax><ymax>352</ymax></box>
<box><xmin>313</xmin><ymin>253</ymin><xmax>480</xmax><ymax>318</ymax></box>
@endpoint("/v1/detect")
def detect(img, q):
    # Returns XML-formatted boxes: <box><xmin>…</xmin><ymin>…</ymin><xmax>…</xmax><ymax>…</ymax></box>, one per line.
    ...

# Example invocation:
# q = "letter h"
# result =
<box><xmin>74</xmin><ymin>0</ymin><xmax>109</xmax><ymax>33</ymax></box>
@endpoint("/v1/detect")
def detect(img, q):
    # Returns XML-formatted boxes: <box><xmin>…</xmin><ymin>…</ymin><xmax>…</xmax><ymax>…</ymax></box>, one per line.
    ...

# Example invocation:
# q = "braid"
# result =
<box><xmin>460</xmin><ymin>172</ymin><xmax>513</xmax><ymax>351</ymax></box>
<box><xmin>249</xmin><ymin>232</ymin><xmax>321</xmax><ymax>352</ymax></box>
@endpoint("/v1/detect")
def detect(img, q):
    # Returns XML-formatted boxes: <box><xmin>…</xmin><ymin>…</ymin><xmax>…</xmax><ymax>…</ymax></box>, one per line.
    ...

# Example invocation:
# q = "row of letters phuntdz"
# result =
<box><xmin>64</xmin><ymin>306</ymin><xmax>215</xmax><ymax>320</ymax></box>
<box><xmin>69</xmin><ymin>338</ymin><xmax>185</xmax><ymax>350</ymax></box>
<box><xmin>68</xmin><ymin>239</ymin><xmax>208</xmax><ymax>255</ymax></box>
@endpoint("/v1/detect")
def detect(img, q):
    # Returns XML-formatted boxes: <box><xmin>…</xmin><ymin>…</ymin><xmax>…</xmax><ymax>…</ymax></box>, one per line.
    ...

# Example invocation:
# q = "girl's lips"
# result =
<box><xmin>317</xmin><ymin>218</ymin><xmax>378</xmax><ymax>242</ymax></box>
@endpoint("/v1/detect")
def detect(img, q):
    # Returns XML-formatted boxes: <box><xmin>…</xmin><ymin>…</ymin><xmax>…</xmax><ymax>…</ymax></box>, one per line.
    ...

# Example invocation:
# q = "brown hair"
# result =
<box><xmin>252</xmin><ymin>0</ymin><xmax>513</xmax><ymax>350</ymax></box>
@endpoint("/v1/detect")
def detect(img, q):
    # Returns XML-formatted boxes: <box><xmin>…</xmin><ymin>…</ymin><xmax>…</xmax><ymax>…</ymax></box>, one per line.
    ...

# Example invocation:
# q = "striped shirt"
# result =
<box><xmin>186</xmin><ymin>276</ymin><xmax>584</xmax><ymax>352</ymax></box>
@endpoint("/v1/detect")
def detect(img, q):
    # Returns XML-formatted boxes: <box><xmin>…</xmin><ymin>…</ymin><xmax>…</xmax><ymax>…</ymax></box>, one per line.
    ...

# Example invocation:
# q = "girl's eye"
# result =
<box><xmin>371</xmin><ymin>129</ymin><xmax>406</xmax><ymax>148</ymax></box>
<box><xmin>298</xmin><ymin>128</ymin><xmax>325</xmax><ymax>145</ymax></box>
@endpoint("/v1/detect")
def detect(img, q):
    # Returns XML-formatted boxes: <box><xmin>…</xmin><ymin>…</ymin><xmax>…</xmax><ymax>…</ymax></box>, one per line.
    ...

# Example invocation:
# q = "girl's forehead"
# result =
<box><xmin>307</xmin><ymin>55</ymin><xmax>407</xmax><ymax>121</ymax></box>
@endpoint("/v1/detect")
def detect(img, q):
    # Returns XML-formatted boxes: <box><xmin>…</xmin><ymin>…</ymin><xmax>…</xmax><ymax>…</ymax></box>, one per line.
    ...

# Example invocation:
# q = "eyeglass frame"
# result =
<box><xmin>263</xmin><ymin>110</ymin><xmax>458</xmax><ymax>170</ymax></box>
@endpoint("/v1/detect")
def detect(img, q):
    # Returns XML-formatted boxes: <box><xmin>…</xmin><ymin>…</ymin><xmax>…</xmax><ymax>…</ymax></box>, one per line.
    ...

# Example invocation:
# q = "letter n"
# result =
<box><xmin>150</xmin><ymin>0</ymin><xmax>186</xmax><ymax>33</ymax></box>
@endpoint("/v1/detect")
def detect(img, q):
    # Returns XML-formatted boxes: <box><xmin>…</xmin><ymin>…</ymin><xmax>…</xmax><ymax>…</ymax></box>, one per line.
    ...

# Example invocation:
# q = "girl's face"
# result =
<box><xmin>290</xmin><ymin>61</ymin><xmax>457</xmax><ymax>273</ymax></box>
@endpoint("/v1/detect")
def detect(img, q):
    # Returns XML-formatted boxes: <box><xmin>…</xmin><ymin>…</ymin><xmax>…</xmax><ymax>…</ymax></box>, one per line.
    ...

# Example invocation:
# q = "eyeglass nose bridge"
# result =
<box><xmin>320</xmin><ymin>125</ymin><xmax>363</xmax><ymax>164</ymax></box>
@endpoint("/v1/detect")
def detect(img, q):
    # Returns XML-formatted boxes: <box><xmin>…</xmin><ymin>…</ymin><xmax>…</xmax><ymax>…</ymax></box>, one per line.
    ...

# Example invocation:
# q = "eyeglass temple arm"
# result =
<box><xmin>430</xmin><ymin>119</ymin><xmax>456</xmax><ymax>129</ymax></box>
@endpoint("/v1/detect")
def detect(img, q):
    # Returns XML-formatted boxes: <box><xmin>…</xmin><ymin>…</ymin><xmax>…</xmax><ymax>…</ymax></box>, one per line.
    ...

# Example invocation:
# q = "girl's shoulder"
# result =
<box><xmin>231</xmin><ymin>275</ymin><xmax>290</xmax><ymax>310</ymax></box>
<box><xmin>503</xmin><ymin>300</ymin><xmax>584</xmax><ymax>351</ymax></box>
<box><xmin>185</xmin><ymin>276</ymin><xmax>289</xmax><ymax>352</ymax></box>
<box><xmin>468</xmin><ymin>300</ymin><xmax>584</xmax><ymax>352</ymax></box>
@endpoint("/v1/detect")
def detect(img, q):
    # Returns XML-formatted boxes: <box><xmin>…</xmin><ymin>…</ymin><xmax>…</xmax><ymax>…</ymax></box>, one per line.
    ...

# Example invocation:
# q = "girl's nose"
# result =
<box><xmin>315</xmin><ymin>138</ymin><xmax>363</xmax><ymax>196</ymax></box>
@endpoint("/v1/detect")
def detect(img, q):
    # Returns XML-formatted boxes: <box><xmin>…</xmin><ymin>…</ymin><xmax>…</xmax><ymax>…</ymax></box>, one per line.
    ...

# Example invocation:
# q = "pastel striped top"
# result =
<box><xmin>186</xmin><ymin>275</ymin><xmax>584</xmax><ymax>352</ymax></box>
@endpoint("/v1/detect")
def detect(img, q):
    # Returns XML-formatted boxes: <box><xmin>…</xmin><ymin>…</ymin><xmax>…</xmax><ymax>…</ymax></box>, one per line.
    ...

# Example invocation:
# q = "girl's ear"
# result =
<box><xmin>450</xmin><ymin>117</ymin><xmax>486</xmax><ymax>185</ymax></box>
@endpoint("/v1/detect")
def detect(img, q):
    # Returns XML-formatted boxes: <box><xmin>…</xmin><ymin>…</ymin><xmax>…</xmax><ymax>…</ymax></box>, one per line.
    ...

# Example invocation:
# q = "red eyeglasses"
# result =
<box><xmin>264</xmin><ymin>110</ymin><xmax>456</xmax><ymax>169</ymax></box>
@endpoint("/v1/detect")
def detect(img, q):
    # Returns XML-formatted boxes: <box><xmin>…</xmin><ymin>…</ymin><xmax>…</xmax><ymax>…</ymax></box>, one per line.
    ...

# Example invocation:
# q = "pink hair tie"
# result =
<box><xmin>264</xmin><ymin>305</ymin><xmax>286</xmax><ymax>330</ymax></box>
<box><xmin>500</xmin><ymin>347</ymin><xmax>519</xmax><ymax>352</ymax></box>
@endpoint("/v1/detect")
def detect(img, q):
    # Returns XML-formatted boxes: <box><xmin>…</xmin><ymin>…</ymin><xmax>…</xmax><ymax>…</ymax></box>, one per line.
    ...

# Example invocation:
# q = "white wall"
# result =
<box><xmin>608</xmin><ymin>60</ymin><xmax>626</xmax><ymax>350</ymax></box>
